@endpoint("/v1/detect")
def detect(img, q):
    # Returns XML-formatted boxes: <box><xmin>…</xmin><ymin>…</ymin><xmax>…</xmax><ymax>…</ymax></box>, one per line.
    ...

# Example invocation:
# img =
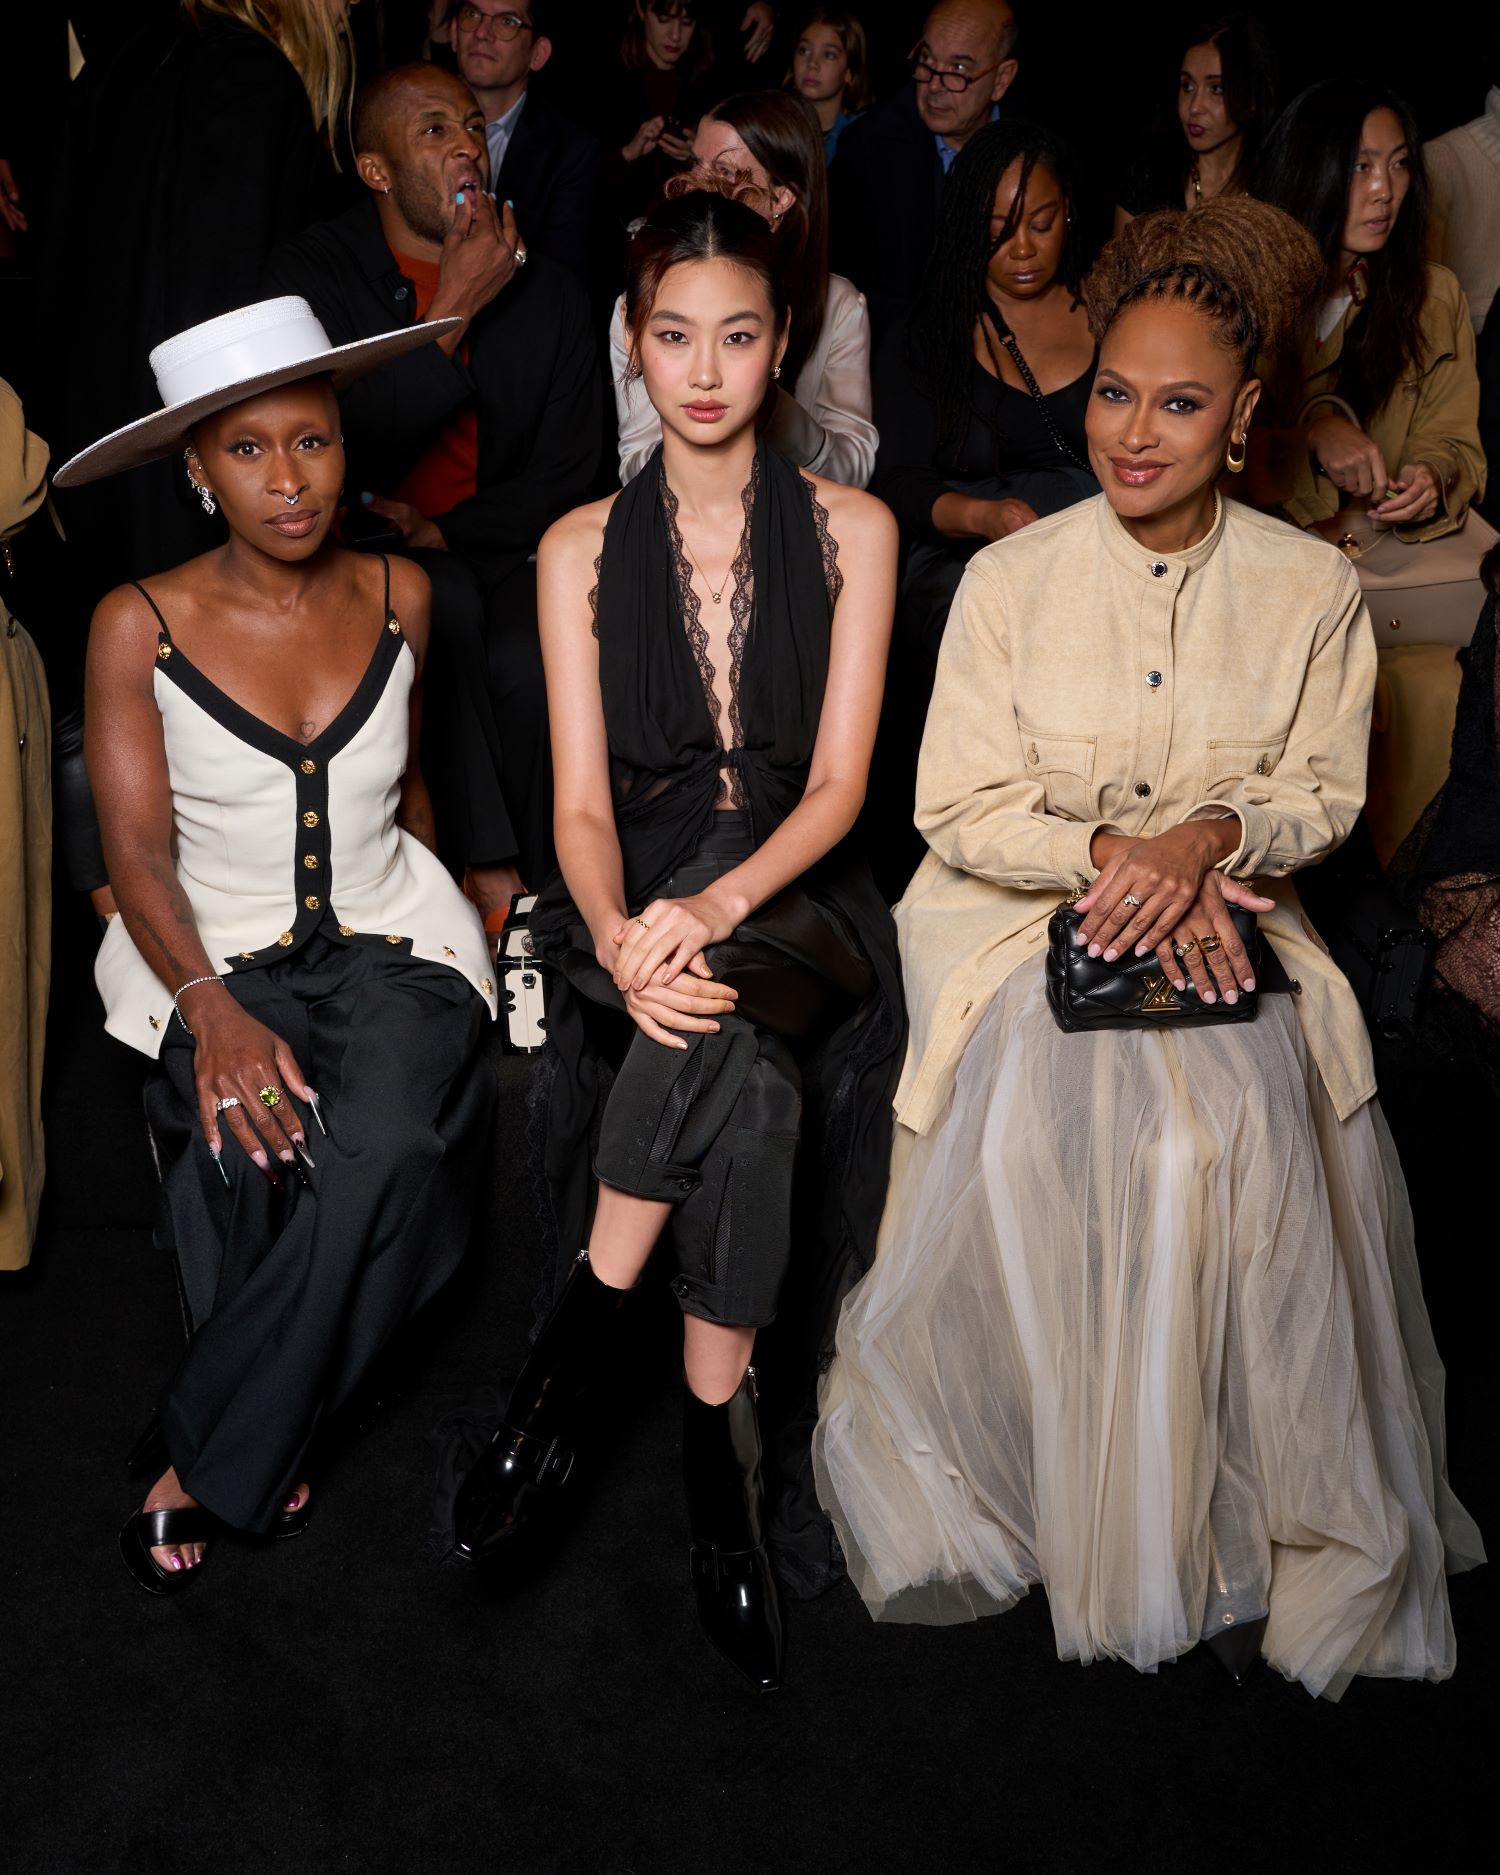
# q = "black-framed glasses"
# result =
<box><xmin>908</xmin><ymin>47</ymin><xmax>1003</xmax><ymax>93</ymax></box>
<box><xmin>453</xmin><ymin>3</ymin><xmax>535</xmax><ymax>39</ymax></box>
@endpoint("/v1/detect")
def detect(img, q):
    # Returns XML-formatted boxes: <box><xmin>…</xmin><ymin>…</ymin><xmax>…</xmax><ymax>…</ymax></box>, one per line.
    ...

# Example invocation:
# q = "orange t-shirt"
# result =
<box><xmin>390</xmin><ymin>248</ymin><xmax>479</xmax><ymax>520</ymax></box>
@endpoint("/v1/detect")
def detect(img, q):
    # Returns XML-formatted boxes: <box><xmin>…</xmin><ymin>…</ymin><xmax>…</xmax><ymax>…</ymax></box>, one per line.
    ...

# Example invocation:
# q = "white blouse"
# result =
<box><xmin>609</xmin><ymin>272</ymin><xmax>878</xmax><ymax>488</ymax></box>
<box><xmin>97</xmin><ymin>604</ymin><xmax>497</xmax><ymax>1058</ymax></box>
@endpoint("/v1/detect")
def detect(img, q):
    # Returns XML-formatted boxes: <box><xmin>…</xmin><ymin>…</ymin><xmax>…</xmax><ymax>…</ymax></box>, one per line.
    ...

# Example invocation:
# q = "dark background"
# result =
<box><xmin>1</xmin><ymin>4</ymin><xmax>1494</xmax><ymax>1870</ymax></box>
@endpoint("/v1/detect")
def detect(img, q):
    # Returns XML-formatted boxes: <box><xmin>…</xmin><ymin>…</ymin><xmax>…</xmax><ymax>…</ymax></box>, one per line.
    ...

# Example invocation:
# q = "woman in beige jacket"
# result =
<box><xmin>814</xmin><ymin>200</ymin><xmax>1484</xmax><ymax>1699</ymax></box>
<box><xmin>1254</xmin><ymin>80</ymin><xmax>1486</xmax><ymax>543</ymax></box>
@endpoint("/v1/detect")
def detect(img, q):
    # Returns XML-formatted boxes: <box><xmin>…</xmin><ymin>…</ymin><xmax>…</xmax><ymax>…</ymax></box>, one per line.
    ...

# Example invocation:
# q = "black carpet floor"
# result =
<box><xmin>2</xmin><ymin>893</ymin><xmax>1493</xmax><ymax>1874</ymax></box>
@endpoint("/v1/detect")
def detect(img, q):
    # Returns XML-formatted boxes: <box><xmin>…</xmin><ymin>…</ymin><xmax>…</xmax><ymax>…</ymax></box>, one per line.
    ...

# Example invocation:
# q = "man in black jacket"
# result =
<box><xmin>450</xmin><ymin>0</ymin><xmax>600</xmax><ymax>286</ymax></box>
<box><xmin>830</xmin><ymin>0</ymin><xmax>1020</xmax><ymax>340</ymax></box>
<box><xmin>265</xmin><ymin>64</ymin><xmax>601</xmax><ymax>904</ymax></box>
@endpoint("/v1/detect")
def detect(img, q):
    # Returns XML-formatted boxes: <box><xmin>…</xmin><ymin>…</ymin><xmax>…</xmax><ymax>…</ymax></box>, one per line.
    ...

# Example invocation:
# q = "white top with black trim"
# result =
<box><xmin>96</xmin><ymin>560</ymin><xmax>498</xmax><ymax>1057</ymax></box>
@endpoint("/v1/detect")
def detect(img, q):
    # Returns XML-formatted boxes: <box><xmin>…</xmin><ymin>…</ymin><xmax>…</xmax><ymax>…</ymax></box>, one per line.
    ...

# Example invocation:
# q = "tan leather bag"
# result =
<box><xmin>1316</xmin><ymin>507</ymin><xmax>1499</xmax><ymax>647</ymax></box>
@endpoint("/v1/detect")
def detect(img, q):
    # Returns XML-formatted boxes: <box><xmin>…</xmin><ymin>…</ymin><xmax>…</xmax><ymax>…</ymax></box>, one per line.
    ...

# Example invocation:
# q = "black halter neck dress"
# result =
<box><xmin>532</xmin><ymin>443</ymin><xmax>906</xmax><ymax>1594</ymax></box>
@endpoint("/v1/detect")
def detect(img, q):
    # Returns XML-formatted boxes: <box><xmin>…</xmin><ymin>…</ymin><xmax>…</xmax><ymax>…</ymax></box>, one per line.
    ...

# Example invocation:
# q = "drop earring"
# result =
<box><xmin>1225</xmin><ymin>432</ymin><xmax>1247</xmax><ymax>474</ymax></box>
<box><xmin>198</xmin><ymin>485</ymin><xmax>218</xmax><ymax>514</ymax></box>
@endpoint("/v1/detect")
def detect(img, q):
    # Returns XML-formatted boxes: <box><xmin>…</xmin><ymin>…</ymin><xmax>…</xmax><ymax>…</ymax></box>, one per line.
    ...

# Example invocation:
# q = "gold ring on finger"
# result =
<box><xmin>1179</xmin><ymin>938</ymin><xmax>1199</xmax><ymax>955</ymax></box>
<box><xmin>1197</xmin><ymin>934</ymin><xmax>1222</xmax><ymax>955</ymax></box>
<box><xmin>258</xmin><ymin>1084</ymin><xmax>284</xmax><ymax>1109</ymax></box>
<box><xmin>634</xmin><ymin>917</ymin><xmax>650</xmax><ymax>931</ymax></box>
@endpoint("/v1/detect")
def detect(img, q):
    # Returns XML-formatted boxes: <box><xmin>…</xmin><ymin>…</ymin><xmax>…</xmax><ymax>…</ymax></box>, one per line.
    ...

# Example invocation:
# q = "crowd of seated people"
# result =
<box><xmin>0</xmin><ymin>0</ymin><xmax>1494</xmax><ymax>1698</ymax></box>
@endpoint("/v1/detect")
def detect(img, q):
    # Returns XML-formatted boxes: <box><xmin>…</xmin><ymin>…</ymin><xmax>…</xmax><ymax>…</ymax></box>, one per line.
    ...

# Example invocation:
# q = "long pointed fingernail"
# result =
<box><xmin>170</xmin><ymin>1555</ymin><xmax>182</xmax><ymax>1571</ymax></box>
<box><xmin>308</xmin><ymin>1090</ymin><xmax>328</xmax><ymax>1136</ymax></box>
<box><xmin>293</xmin><ymin>1135</ymin><xmax>316</xmax><ymax>1170</ymax></box>
<box><xmin>278</xmin><ymin>1149</ymin><xmax>296</xmax><ymax>1165</ymax></box>
<box><xmin>252</xmin><ymin>1149</ymin><xmax>268</xmax><ymax>1169</ymax></box>
<box><xmin>212</xmin><ymin>1149</ymin><xmax>231</xmax><ymax>1188</ymax></box>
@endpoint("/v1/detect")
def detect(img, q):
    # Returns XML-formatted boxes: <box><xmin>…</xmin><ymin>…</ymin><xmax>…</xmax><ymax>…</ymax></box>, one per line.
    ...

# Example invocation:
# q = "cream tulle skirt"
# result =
<box><xmin>813</xmin><ymin>968</ymin><xmax>1484</xmax><ymax>1700</ymax></box>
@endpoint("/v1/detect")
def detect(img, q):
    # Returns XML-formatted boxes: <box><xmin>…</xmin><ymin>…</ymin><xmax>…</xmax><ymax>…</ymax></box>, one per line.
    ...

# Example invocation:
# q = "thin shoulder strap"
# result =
<box><xmin>379</xmin><ymin>553</ymin><xmax>392</xmax><ymax>621</ymax></box>
<box><xmin>129</xmin><ymin>578</ymin><xmax>172</xmax><ymax>638</ymax></box>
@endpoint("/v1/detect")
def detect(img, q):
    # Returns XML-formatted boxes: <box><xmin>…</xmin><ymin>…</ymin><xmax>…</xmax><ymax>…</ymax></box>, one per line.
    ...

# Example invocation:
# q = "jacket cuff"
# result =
<box><xmin>1048</xmin><ymin>819</ymin><xmax>1109</xmax><ymax>887</ymax></box>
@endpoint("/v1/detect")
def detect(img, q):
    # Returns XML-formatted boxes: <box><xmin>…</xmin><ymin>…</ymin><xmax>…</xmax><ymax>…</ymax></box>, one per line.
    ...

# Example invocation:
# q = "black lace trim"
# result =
<box><xmin>660</xmin><ymin>455</ymin><xmax>759</xmax><ymax>809</ymax></box>
<box><xmin>660</xmin><ymin>471</ymin><xmax>723</xmax><ymax>741</ymax></box>
<box><xmin>587</xmin><ymin>551</ymin><xmax>603</xmax><ymax>638</ymax></box>
<box><xmin>800</xmin><ymin>472</ymin><xmax>844</xmax><ymax>609</ymax></box>
<box><xmin>724</xmin><ymin>459</ymin><xmax>760</xmax><ymax>786</ymax></box>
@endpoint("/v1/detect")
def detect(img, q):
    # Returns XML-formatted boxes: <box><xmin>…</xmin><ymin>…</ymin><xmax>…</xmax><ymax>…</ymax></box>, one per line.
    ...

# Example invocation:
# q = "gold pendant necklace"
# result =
<box><xmin>1190</xmin><ymin>161</ymin><xmax>1202</xmax><ymax>204</ymax></box>
<box><xmin>678</xmin><ymin>529</ymin><xmax>736</xmax><ymax>605</ymax></box>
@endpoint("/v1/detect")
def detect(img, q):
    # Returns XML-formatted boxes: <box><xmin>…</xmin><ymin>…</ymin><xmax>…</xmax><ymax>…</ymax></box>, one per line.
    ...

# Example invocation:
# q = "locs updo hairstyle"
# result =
<box><xmin>622</xmin><ymin>188</ymin><xmax>788</xmax><ymax>379</ymax></box>
<box><xmin>1085</xmin><ymin>195</ymin><xmax>1323</xmax><ymax>389</ymax></box>
<box><xmin>1253</xmin><ymin>78</ymin><xmax>1430</xmax><ymax>425</ymax></box>
<box><xmin>910</xmin><ymin>120</ymin><xmax>1086</xmax><ymax>461</ymax></box>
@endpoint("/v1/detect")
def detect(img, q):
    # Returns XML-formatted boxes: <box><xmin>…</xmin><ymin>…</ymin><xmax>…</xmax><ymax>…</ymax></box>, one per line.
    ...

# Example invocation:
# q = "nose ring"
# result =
<box><xmin>282</xmin><ymin>492</ymin><xmax>301</xmax><ymax>507</ymax></box>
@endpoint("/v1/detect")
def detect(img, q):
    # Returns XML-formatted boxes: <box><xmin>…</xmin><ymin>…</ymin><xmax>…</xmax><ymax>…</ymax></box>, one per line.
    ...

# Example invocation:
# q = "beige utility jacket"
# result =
<box><xmin>1270</xmin><ymin>263</ymin><xmax>1486</xmax><ymax>543</ymax></box>
<box><xmin>892</xmin><ymin>493</ymin><xmax>1379</xmax><ymax>1137</ymax></box>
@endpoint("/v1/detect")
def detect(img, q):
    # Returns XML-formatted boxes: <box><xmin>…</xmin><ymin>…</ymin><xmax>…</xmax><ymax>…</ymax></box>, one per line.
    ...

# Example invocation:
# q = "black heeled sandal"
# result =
<box><xmin>1204</xmin><ymin>1614</ymin><xmax>1268</xmax><ymax>1686</ymax></box>
<box><xmin>272</xmin><ymin>1488</ymin><xmax>312</xmax><ymax>1540</ymax></box>
<box><xmin>119</xmin><ymin>1506</ymin><xmax>216</xmax><ymax>1596</ymax></box>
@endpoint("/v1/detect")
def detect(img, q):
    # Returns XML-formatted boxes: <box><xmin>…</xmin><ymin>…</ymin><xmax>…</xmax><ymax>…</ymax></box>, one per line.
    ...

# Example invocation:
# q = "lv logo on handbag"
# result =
<box><xmin>1139</xmin><ymin>974</ymin><xmax>1184</xmax><ymax>1013</ymax></box>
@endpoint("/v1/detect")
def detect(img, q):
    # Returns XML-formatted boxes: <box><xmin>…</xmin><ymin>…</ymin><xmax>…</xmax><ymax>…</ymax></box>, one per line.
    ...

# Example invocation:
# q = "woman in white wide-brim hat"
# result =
<box><xmin>56</xmin><ymin>295</ymin><xmax>500</xmax><ymax>1595</ymax></box>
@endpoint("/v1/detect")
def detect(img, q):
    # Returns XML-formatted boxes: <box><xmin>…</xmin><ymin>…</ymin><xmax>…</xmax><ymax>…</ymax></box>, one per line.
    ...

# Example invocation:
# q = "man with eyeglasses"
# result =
<box><xmin>831</xmin><ymin>0</ymin><xmax>1020</xmax><ymax>339</ymax></box>
<box><xmin>450</xmin><ymin>0</ymin><xmax>599</xmax><ymax>285</ymax></box>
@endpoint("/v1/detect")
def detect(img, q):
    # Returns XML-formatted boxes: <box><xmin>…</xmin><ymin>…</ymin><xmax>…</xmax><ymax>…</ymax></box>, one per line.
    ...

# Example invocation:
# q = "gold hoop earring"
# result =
<box><xmin>1225</xmin><ymin>432</ymin><xmax>1247</xmax><ymax>474</ymax></box>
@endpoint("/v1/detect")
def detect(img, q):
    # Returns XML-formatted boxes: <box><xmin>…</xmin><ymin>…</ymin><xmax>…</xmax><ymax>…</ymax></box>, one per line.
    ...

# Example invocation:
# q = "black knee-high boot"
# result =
<box><xmin>683</xmin><ymin>1367</ymin><xmax>784</xmax><ymax>1693</ymax></box>
<box><xmin>453</xmin><ymin>1254</ymin><xmax>625</xmax><ymax>1562</ymax></box>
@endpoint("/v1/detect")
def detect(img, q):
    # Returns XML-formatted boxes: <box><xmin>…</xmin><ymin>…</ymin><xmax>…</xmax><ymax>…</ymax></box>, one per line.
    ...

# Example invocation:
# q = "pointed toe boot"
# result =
<box><xmin>1204</xmin><ymin>1614</ymin><xmax>1268</xmax><ymax>1687</ymax></box>
<box><xmin>683</xmin><ymin>1367</ymin><xmax>785</xmax><ymax>1693</ymax></box>
<box><xmin>453</xmin><ymin>1253</ymin><xmax>625</xmax><ymax>1564</ymax></box>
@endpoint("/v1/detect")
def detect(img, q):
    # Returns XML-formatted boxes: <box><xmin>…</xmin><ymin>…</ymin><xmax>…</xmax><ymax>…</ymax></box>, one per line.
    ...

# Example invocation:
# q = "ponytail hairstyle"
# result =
<box><xmin>912</xmin><ymin>120</ymin><xmax>1085</xmax><ymax>461</ymax></box>
<box><xmin>1253</xmin><ymin>77</ymin><xmax>1430</xmax><ymax>423</ymax></box>
<box><xmin>783</xmin><ymin>8</ymin><xmax>874</xmax><ymax>114</ymax></box>
<box><xmin>623</xmin><ymin>188</ymin><xmax>788</xmax><ymax>379</ymax></box>
<box><xmin>696</xmin><ymin>92</ymin><xmax>829</xmax><ymax>386</ymax></box>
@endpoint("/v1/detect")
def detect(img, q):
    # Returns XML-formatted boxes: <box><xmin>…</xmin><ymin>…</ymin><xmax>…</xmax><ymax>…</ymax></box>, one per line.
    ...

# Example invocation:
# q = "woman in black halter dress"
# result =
<box><xmin>450</xmin><ymin>189</ymin><xmax>903</xmax><ymax>1691</ymax></box>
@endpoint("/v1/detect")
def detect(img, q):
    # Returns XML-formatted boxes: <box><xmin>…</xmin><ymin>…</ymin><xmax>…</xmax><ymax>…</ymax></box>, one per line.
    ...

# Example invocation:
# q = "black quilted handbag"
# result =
<box><xmin>1045</xmin><ymin>899</ymin><xmax>1294</xmax><ymax>1033</ymax></box>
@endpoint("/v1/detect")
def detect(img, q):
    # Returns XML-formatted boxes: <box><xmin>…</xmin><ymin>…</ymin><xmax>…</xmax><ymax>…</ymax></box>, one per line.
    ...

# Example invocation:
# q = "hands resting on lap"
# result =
<box><xmin>1075</xmin><ymin>823</ymin><xmax>1275</xmax><ymax>1006</ymax></box>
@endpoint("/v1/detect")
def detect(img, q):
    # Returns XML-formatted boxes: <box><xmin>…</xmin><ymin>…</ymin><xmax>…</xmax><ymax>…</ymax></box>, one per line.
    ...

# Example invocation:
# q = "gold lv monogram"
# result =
<box><xmin>1140</xmin><ymin>973</ymin><xmax>1183</xmax><ymax>1014</ymax></box>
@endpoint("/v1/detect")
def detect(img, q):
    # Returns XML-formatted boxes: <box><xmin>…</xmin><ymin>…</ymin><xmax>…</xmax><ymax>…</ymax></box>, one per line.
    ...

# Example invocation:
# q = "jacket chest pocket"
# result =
<box><xmin>1019</xmin><ymin>723</ymin><xmax>1097</xmax><ymax>820</ymax></box>
<box><xmin>1202</xmin><ymin>733</ymin><xmax>1289</xmax><ymax>799</ymax></box>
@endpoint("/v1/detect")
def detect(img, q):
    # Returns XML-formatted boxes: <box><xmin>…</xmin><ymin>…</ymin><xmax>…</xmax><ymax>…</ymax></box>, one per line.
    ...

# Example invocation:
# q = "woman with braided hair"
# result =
<box><xmin>815</xmin><ymin>196</ymin><xmax>1484</xmax><ymax>1698</ymax></box>
<box><xmin>866</xmin><ymin>119</ymin><xmax>1097</xmax><ymax>896</ymax></box>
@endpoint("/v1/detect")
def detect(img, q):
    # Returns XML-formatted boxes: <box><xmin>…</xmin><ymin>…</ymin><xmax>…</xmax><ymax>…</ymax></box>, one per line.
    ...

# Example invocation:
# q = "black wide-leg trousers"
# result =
<box><xmin>145</xmin><ymin>934</ymin><xmax>494</xmax><ymax>1533</ymax></box>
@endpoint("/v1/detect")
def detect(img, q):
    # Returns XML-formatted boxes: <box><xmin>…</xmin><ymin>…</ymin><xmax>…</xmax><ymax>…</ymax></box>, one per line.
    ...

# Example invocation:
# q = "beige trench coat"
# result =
<box><xmin>1268</xmin><ymin>263</ymin><xmax>1486</xmax><ymax>544</ymax></box>
<box><xmin>0</xmin><ymin>381</ymin><xmax>52</xmax><ymax>1270</ymax></box>
<box><xmin>893</xmin><ymin>493</ymin><xmax>1379</xmax><ymax>1139</ymax></box>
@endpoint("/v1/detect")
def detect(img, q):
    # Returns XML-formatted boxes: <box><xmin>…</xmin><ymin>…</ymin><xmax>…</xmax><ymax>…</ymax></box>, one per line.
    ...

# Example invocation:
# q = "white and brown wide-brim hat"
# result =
<box><xmin>51</xmin><ymin>295</ymin><xmax>461</xmax><ymax>488</ymax></box>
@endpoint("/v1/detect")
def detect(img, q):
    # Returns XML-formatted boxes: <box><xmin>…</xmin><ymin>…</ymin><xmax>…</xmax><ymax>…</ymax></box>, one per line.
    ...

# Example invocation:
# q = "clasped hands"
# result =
<box><xmin>594</xmin><ymin>889</ymin><xmax>745</xmax><ymax>1051</ymax></box>
<box><xmin>1075</xmin><ymin>824</ymin><xmax>1274</xmax><ymax>1006</ymax></box>
<box><xmin>1306</xmin><ymin>412</ymin><xmax>1440</xmax><ymax>526</ymax></box>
